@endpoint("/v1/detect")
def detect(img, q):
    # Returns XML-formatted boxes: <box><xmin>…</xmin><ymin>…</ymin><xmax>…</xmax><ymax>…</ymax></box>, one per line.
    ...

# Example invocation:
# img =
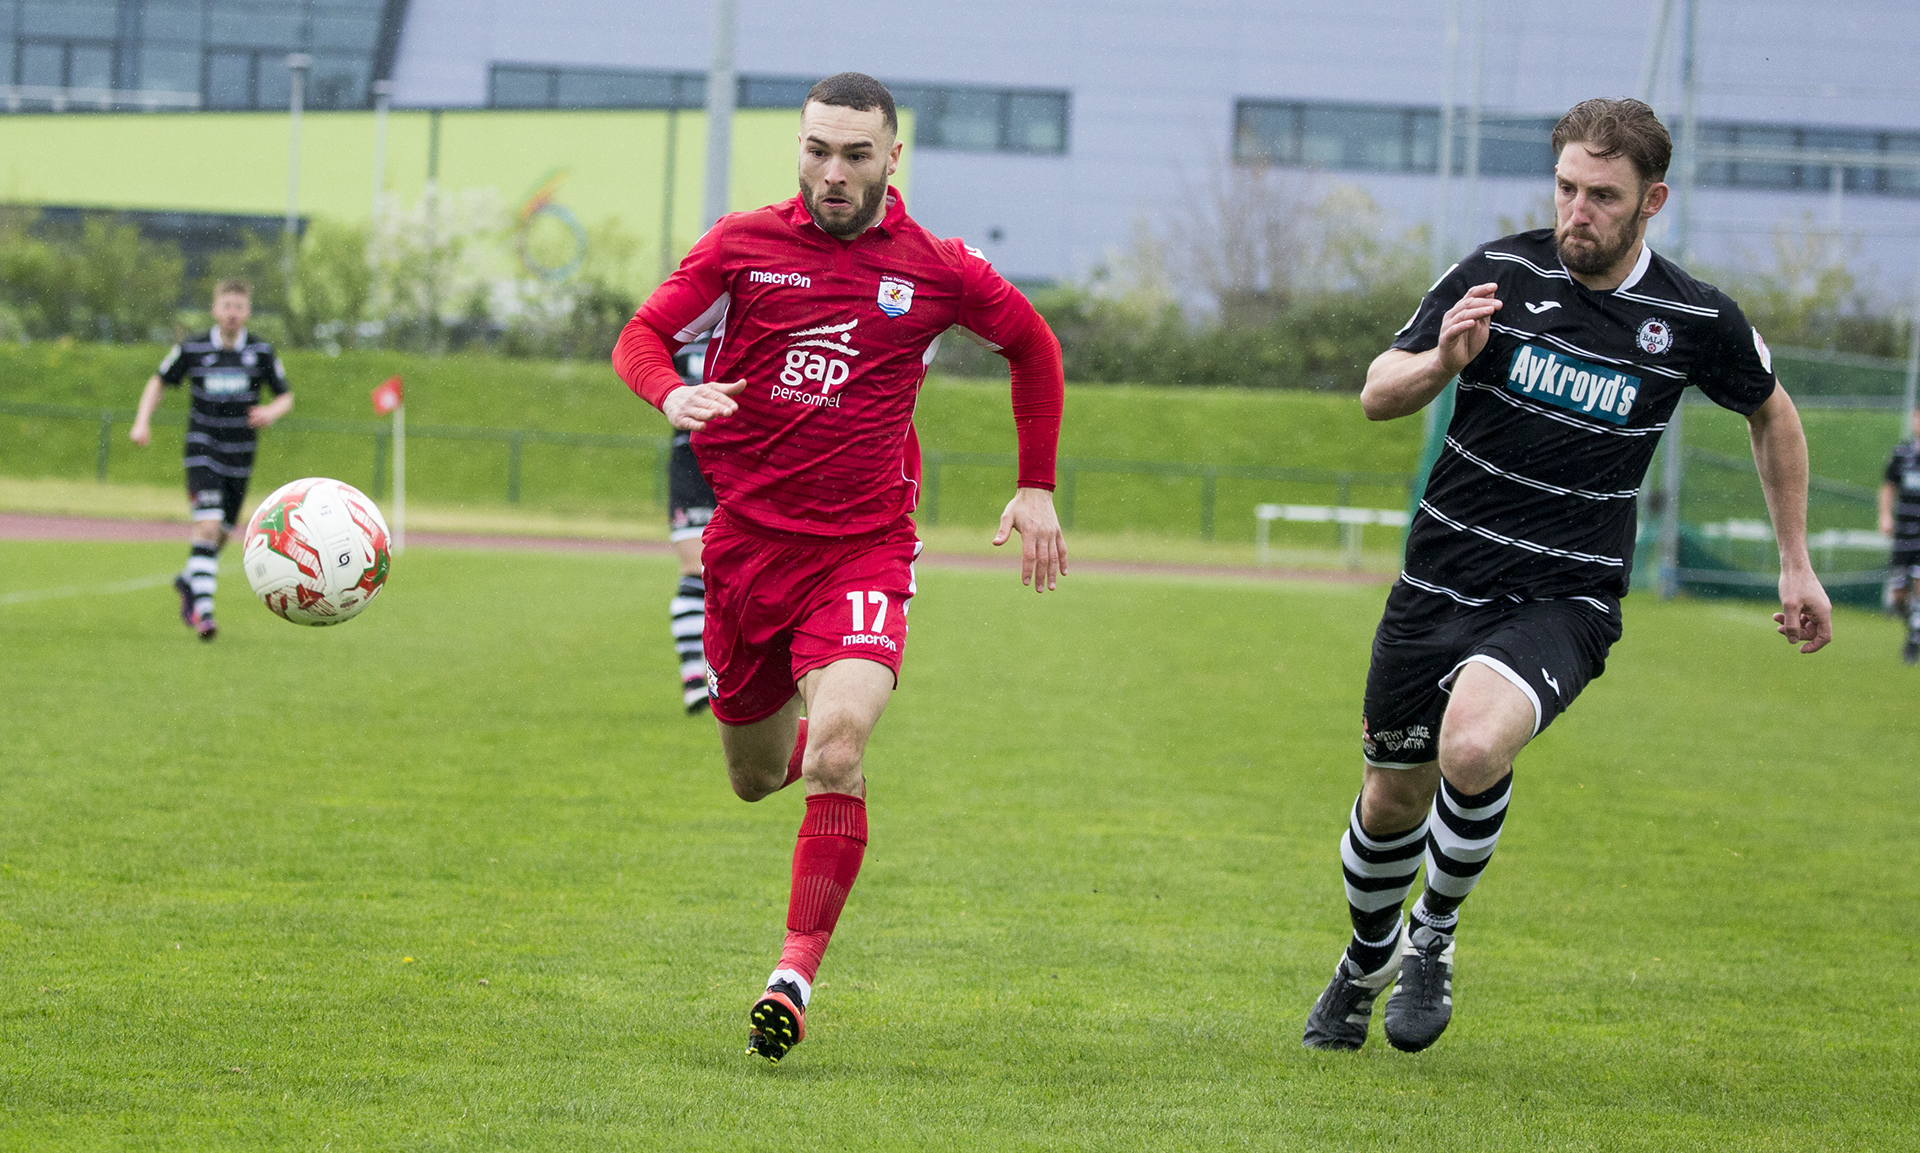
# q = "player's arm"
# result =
<box><xmin>250</xmin><ymin>368</ymin><xmax>293</xmax><ymax>429</ymax></box>
<box><xmin>614</xmin><ymin>316</ymin><xmax>745</xmax><ymax>430</ymax></box>
<box><xmin>1746</xmin><ymin>384</ymin><xmax>1832</xmax><ymax>653</ymax></box>
<box><xmin>1361</xmin><ymin>283</ymin><xmax>1502</xmax><ymax>421</ymax></box>
<box><xmin>1882</xmin><ymin>480</ymin><xmax>1898</xmax><ymax>537</ymax></box>
<box><xmin>954</xmin><ymin>245</ymin><xmax>1068</xmax><ymax>592</ymax></box>
<box><xmin>613</xmin><ymin>220</ymin><xmax>745</xmax><ymax>430</ymax></box>
<box><xmin>129</xmin><ymin>374</ymin><xmax>164</xmax><ymax>446</ymax></box>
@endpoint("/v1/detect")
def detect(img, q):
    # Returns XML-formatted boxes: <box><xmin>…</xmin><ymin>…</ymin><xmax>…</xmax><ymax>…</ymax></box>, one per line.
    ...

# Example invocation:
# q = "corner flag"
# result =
<box><xmin>371</xmin><ymin>375</ymin><xmax>403</xmax><ymax>414</ymax></box>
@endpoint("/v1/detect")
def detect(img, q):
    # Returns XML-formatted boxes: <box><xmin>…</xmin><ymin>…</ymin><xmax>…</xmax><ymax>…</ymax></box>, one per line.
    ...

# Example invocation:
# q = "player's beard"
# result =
<box><xmin>801</xmin><ymin>178</ymin><xmax>887</xmax><ymax>240</ymax></box>
<box><xmin>1555</xmin><ymin>204</ymin><xmax>1642</xmax><ymax>277</ymax></box>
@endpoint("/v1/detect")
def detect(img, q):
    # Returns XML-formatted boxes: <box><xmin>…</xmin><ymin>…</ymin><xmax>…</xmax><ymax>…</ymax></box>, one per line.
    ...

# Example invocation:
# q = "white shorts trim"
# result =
<box><xmin>1363</xmin><ymin>756</ymin><xmax>1435</xmax><ymax>771</ymax></box>
<box><xmin>668</xmin><ymin>525</ymin><xmax>707</xmax><ymax>543</ymax></box>
<box><xmin>1442</xmin><ymin>653</ymin><xmax>1542</xmax><ymax>738</ymax></box>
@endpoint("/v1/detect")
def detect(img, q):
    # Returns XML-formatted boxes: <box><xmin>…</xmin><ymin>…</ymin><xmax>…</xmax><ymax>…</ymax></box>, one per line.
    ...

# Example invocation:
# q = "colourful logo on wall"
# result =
<box><xmin>516</xmin><ymin>168</ymin><xmax>589</xmax><ymax>282</ymax></box>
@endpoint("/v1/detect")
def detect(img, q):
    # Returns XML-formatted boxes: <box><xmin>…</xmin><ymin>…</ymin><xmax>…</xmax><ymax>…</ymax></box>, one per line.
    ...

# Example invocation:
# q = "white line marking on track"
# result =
<box><xmin>0</xmin><ymin>573</ymin><xmax>176</xmax><ymax>607</ymax></box>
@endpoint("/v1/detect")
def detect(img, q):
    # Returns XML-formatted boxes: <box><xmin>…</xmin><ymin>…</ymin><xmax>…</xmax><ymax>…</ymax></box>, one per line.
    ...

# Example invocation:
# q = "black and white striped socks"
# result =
<box><xmin>184</xmin><ymin>543</ymin><xmax>220</xmax><ymax>620</ymax></box>
<box><xmin>1411</xmin><ymin>772</ymin><xmax>1513</xmax><ymax>940</ymax></box>
<box><xmin>1341</xmin><ymin>799</ymin><xmax>1429</xmax><ymax>975</ymax></box>
<box><xmin>670</xmin><ymin>574</ymin><xmax>707</xmax><ymax>712</ymax></box>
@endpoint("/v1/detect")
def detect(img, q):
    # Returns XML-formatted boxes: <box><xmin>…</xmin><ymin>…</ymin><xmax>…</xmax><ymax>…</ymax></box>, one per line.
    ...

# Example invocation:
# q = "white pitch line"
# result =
<box><xmin>0</xmin><ymin>572</ymin><xmax>177</xmax><ymax>608</ymax></box>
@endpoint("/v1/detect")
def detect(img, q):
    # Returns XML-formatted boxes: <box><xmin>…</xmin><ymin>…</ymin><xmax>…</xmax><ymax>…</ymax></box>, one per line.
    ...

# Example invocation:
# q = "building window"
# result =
<box><xmin>4</xmin><ymin>0</ymin><xmax>403</xmax><ymax>113</ymax></box>
<box><xmin>488</xmin><ymin>64</ymin><xmax>1071</xmax><ymax>156</ymax></box>
<box><xmin>1234</xmin><ymin>98</ymin><xmax>1920</xmax><ymax>198</ymax></box>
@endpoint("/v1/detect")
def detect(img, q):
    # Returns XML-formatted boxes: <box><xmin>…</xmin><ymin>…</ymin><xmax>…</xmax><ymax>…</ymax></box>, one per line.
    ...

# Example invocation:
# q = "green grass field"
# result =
<box><xmin>2</xmin><ymin>540</ymin><xmax>1915</xmax><ymax>1149</ymax></box>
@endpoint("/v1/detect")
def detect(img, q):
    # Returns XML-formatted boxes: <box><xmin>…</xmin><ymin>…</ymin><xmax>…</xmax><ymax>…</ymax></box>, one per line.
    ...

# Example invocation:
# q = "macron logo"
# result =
<box><xmin>750</xmin><ymin>270</ymin><xmax>812</xmax><ymax>288</ymax></box>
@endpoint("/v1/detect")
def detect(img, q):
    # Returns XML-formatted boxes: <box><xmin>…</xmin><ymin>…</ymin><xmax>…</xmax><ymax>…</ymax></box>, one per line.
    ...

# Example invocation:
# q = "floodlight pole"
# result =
<box><xmin>1637</xmin><ymin>0</ymin><xmax>1674</xmax><ymax>104</ymax></box>
<box><xmin>370</xmin><ymin>79</ymin><xmax>392</xmax><ymax>224</ymax></box>
<box><xmin>1658</xmin><ymin>0</ymin><xmax>1699</xmax><ymax>600</ymax></box>
<box><xmin>393</xmin><ymin>402</ymin><xmax>406</xmax><ymax>555</ymax></box>
<box><xmin>1462</xmin><ymin>0</ymin><xmax>1485</xmax><ymax>243</ymax></box>
<box><xmin>1431</xmin><ymin>0</ymin><xmax>1460</xmax><ymax>276</ymax></box>
<box><xmin>703</xmin><ymin>0</ymin><xmax>737</xmax><ymax>230</ymax></box>
<box><xmin>284</xmin><ymin>53</ymin><xmax>311</xmax><ymax>286</ymax></box>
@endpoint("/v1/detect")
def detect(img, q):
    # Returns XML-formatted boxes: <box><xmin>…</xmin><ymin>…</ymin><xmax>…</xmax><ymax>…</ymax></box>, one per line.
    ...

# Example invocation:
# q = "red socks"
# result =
<box><xmin>776</xmin><ymin>791</ymin><xmax>867</xmax><ymax>985</ymax></box>
<box><xmin>784</xmin><ymin>718</ymin><xmax>807</xmax><ymax>789</ymax></box>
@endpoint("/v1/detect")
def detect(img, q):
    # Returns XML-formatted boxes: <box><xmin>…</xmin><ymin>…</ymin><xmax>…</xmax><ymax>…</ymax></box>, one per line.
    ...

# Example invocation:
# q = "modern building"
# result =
<box><xmin>5</xmin><ymin>0</ymin><xmax>1918</xmax><ymax>300</ymax></box>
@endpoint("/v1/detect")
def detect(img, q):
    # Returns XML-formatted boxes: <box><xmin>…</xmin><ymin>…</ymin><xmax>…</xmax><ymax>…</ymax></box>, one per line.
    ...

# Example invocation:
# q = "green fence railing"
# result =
<box><xmin>4</xmin><ymin>400</ymin><xmax>1417</xmax><ymax>542</ymax></box>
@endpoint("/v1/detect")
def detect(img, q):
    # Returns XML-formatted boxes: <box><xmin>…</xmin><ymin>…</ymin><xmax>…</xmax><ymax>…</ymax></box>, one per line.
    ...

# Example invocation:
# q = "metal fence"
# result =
<box><xmin>2</xmin><ymin>400</ymin><xmax>1416</xmax><ymax>541</ymax></box>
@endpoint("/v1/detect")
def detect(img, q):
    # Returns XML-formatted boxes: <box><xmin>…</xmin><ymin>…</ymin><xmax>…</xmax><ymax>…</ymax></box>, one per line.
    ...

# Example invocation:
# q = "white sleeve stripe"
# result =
<box><xmin>957</xmin><ymin>326</ymin><xmax>1002</xmax><ymax>352</ymax></box>
<box><xmin>675</xmin><ymin>294</ymin><xmax>731</xmax><ymax>343</ymax></box>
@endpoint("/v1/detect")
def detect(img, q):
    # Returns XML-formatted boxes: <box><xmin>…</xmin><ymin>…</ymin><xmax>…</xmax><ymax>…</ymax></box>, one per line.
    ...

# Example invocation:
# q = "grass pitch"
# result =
<box><xmin>1</xmin><ymin>540</ymin><xmax>1915</xmax><ymax>1150</ymax></box>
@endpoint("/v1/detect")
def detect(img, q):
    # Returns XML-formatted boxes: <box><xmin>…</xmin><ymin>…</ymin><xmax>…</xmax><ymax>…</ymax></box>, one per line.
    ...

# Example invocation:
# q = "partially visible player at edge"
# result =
<box><xmin>1303</xmin><ymin>98</ymin><xmax>1831</xmax><ymax>1054</ymax></box>
<box><xmin>666</xmin><ymin>338</ymin><xmax>718</xmax><ymax>712</ymax></box>
<box><xmin>129</xmin><ymin>278</ymin><xmax>294</xmax><ymax>641</ymax></box>
<box><xmin>1879</xmin><ymin>405</ymin><xmax>1920</xmax><ymax>664</ymax></box>
<box><xmin>612</xmin><ymin>72</ymin><xmax>1067</xmax><ymax>1063</ymax></box>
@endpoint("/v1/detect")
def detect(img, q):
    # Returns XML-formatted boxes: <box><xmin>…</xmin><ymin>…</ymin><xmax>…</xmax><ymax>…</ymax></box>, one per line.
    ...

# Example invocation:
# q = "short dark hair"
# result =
<box><xmin>804</xmin><ymin>72</ymin><xmax>897</xmax><ymax>138</ymax></box>
<box><xmin>1551</xmin><ymin>98</ymin><xmax>1672</xmax><ymax>186</ymax></box>
<box><xmin>213</xmin><ymin>277</ymin><xmax>252</xmax><ymax>299</ymax></box>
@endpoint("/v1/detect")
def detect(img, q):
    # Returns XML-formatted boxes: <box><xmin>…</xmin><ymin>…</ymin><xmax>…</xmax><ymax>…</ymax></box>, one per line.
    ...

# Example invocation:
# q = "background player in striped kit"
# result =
<box><xmin>1879</xmin><ymin>406</ymin><xmax>1920</xmax><ymax>663</ymax></box>
<box><xmin>1302</xmin><ymin>99</ymin><xmax>1831</xmax><ymax>1053</ymax></box>
<box><xmin>667</xmin><ymin>338</ymin><xmax>718</xmax><ymax>712</ymax></box>
<box><xmin>128</xmin><ymin>279</ymin><xmax>292</xmax><ymax>641</ymax></box>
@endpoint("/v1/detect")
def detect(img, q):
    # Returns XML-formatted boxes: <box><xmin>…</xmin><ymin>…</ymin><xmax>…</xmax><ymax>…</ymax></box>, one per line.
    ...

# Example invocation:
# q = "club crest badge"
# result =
<box><xmin>876</xmin><ymin>277</ymin><xmax>914</xmax><ymax>318</ymax></box>
<box><xmin>1636</xmin><ymin>317</ymin><xmax>1674</xmax><ymax>355</ymax></box>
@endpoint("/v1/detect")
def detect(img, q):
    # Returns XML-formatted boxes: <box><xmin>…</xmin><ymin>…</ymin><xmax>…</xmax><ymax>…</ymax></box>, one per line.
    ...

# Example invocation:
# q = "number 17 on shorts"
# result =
<box><xmin>843</xmin><ymin>590</ymin><xmax>897</xmax><ymax>651</ymax></box>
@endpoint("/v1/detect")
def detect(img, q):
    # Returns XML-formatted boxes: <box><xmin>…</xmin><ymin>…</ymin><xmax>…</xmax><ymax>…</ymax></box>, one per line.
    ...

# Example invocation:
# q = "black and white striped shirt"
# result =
<box><xmin>1392</xmin><ymin>229</ymin><xmax>1777</xmax><ymax>604</ymax></box>
<box><xmin>1888</xmin><ymin>440</ymin><xmax>1920</xmax><ymax>548</ymax></box>
<box><xmin>157</xmin><ymin>328</ymin><xmax>289</xmax><ymax>479</ymax></box>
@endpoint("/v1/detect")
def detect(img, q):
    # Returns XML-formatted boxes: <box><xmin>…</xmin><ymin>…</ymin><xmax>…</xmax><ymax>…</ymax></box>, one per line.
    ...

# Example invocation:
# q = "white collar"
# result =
<box><xmin>215</xmin><ymin>327</ymin><xmax>248</xmax><ymax>351</ymax></box>
<box><xmin>1612</xmin><ymin>242</ymin><xmax>1653</xmax><ymax>293</ymax></box>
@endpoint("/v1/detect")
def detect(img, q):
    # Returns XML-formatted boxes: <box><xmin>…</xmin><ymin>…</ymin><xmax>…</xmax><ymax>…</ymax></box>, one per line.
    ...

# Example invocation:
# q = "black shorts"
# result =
<box><xmin>1361</xmin><ymin>581</ymin><xmax>1623</xmax><ymax>769</ymax></box>
<box><xmin>186</xmin><ymin>465</ymin><xmax>251</xmax><ymax>531</ymax></box>
<box><xmin>669</xmin><ymin>434</ymin><xmax>716</xmax><ymax>542</ymax></box>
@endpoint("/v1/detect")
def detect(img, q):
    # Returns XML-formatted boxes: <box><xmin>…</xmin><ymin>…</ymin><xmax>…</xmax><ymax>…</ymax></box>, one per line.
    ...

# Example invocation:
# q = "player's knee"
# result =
<box><xmin>801</xmin><ymin>731</ymin><xmax>864</xmax><ymax>792</ymax></box>
<box><xmin>1437</xmin><ymin>725</ymin><xmax>1510</xmax><ymax>790</ymax></box>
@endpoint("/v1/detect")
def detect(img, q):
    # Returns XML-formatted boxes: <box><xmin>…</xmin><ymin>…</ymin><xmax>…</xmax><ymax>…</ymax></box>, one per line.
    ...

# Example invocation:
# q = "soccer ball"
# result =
<box><xmin>242</xmin><ymin>478</ymin><xmax>392</xmax><ymax>625</ymax></box>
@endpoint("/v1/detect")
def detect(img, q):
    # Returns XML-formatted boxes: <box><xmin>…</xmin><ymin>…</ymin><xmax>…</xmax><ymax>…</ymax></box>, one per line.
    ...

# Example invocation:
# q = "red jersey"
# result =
<box><xmin>618</xmin><ymin>188</ymin><xmax>1062</xmax><ymax>537</ymax></box>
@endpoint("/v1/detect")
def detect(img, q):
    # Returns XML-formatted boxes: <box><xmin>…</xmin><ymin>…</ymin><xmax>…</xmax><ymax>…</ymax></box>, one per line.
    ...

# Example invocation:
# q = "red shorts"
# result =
<box><xmin>700</xmin><ymin>507</ymin><xmax>920</xmax><ymax>725</ymax></box>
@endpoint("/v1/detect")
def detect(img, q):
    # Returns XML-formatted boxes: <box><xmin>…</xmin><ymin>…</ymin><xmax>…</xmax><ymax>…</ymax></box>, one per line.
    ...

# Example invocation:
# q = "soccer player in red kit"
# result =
<box><xmin>612</xmin><ymin>72</ymin><xmax>1068</xmax><ymax>1063</ymax></box>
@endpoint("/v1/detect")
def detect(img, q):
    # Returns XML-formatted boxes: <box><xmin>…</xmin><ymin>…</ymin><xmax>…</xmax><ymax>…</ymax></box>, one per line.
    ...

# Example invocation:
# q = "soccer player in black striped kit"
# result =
<box><xmin>666</xmin><ymin>337</ymin><xmax>717</xmax><ymax>712</ymax></box>
<box><xmin>1879</xmin><ymin>406</ymin><xmax>1920</xmax><ymax>664</ymax></box>
<box><xmin>129</xmin><ymin>279</ymin><xmax>292</xmax><ymax>641</ymax></box>
<box><xmin>1303</xmin><ymin>99</ymin><xmax>1832</xmax><ymax>1053</ymax></box>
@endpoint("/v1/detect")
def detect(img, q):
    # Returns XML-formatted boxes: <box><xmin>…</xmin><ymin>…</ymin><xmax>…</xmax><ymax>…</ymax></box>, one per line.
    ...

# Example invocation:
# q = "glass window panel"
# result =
<box><xmin>931</xmin><ymin>89</ymin><xmax>1000</xmax><ymax>150</ymax></box>
<box><xmin>1408</xmin><ymin>108</ymin><xmax>1440</xmax><ymax>172</ymax></box>
<box><xmin>1235</xmin><ymin>102</ymin><xmax>1298</xmax><ymax>163</ymax></box>
<box><xmin>0</xmin><ymin>4</ymin><xmax>15</xmax><ymax>38</ymax></box>
<box><xmin>1881</xmin><ymin>134</ymin><xmax>1920</xmax><ymax>196</ymax></box>
<box><xmin>69</xmin><ymin>44</ymin><xmax>115</xmax><ymax>89</ymax></box>
<box><xmin>739</xmin><ymin>75</ymin><xmax>811</xmax><ymax>109</ymax></box>
<box><xmin>1731</xmin><ymin>126</ymin><xmax>1799</xmax><ymax>190</ymax></box>
<box><xmin>141</xmin><ymin>3</ymin><xmax>204</xmax><ymax>43</ymax></box>
<box><xmin>209</xmin><ymin>7</ymin><xmax>301</xmax><ymax>47</ymax></box>
<box><xmin>1004</xmin><ymin>92</ymin><xmax>1067</xmax><ymax>153</ymax></box>
<box><xmin>556</xmin><ymin>68</ymin><xmax>678</xmax><ymax>109</ymax></box>
<box><xmin>490</xmin><ymin>66</ymin><xmax>554</xmax><ymax>108</ymax></box>
<box><xmin>20</xmin><ymin>42</ymin><xmax>66</xmax><ymax>88</ymax></box>
<box><xmin>257</xmin><ymin>53</ymin><xmax>292</xmax><ymax>107</ymax></box>
<box><xmin>674</xmin><ymin>74</ymin><xmax>705</xmax><ymax>107</ymax></box>
<box><xmin>307</xmin><ymin>54</ymin><xmax>365</xmax><ymax>108</ymax></box>
<box><xmin>1300</xmin><ymin>105</ymin><xmax>1410</xmax><ymax>170</ymax></box>
<box><xmin>1477</xmin><ymin>116</ymin><xmax>1555</xmax><ymax>176</ymax></box>
<box><xmin>206</xmin><ymin>50</ymin><xmax>253</xmax><ymax>108</ymax></box>
<box><xmin>312</xmin><ymin>13</ymin><xmax>379</xmax><ymax>51</ymax></box>
<box><xmin>0</xmin><ymin>50</ymin><xmax>11</xmax><ymax>89</ymax></box>
<box><xmin>140</xmin><ymin>47</ymin><xmax>201</xmax><ymax>97</ymax></box>
<box><xmin>23</xmin><ymin>1</ymin><xmax>117</xmax><ymax>38</ymax></box>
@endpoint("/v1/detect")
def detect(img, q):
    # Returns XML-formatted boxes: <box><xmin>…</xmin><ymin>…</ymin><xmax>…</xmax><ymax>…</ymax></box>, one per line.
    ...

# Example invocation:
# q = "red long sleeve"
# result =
<box><xmin>612</xmin><ymin>313</ymin><xmax>685</xmax><ymax>410</ymax></box>
<box><xmin>1000</xmin><ymin>312</ymin><xmax>1064</xmax><ymax>491</ymax></box>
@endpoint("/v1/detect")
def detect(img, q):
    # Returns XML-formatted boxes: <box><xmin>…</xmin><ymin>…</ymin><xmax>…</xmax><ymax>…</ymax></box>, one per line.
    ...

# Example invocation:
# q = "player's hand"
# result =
<box><xmin>1436</xmin><ymin>283</ymin><xmax>1502</xmax><ymax>377</ymax></box>
<box><xmin>992</xmin><ymin>486</ymin><xmax>1067</xmax><ymax>592</ymax></box>
<box><xmin>1773</xmin><ymin>567</ymin><xmax>1832</xmax><ymax>654</ymax></box>
<box><xmin>247</xmin><ymin>406</ymin><xmax>275</xmax><ymax>429</ymax></box>
<box><xmin>664</xmin><ymin>380</ymin><xmax>747</xmax><ymax>431</ymax></box>
<box><xmin>1881</xmin><ymin>513</ymin><xmax>1896</xmax><ymax>537</ymax></box>
<box><xmin>128</xmin><ymin>421</ymin><xmax>151</xmax><ymax>447</ymax></box>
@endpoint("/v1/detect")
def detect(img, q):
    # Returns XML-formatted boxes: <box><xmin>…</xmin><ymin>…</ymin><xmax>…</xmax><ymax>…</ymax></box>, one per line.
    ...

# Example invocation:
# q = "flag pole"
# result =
<box><xmin>393</xmin><ymin>400</ymin><xmax>406</xmax><ymax>555</ymax></box>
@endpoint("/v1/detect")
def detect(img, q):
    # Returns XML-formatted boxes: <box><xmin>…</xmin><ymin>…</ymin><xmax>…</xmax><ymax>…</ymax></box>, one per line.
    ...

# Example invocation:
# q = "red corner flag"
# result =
<box><xmin>371</xmin><ymin>375</ymin><xmax>404</xmax><ymax>415</ymax></box>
